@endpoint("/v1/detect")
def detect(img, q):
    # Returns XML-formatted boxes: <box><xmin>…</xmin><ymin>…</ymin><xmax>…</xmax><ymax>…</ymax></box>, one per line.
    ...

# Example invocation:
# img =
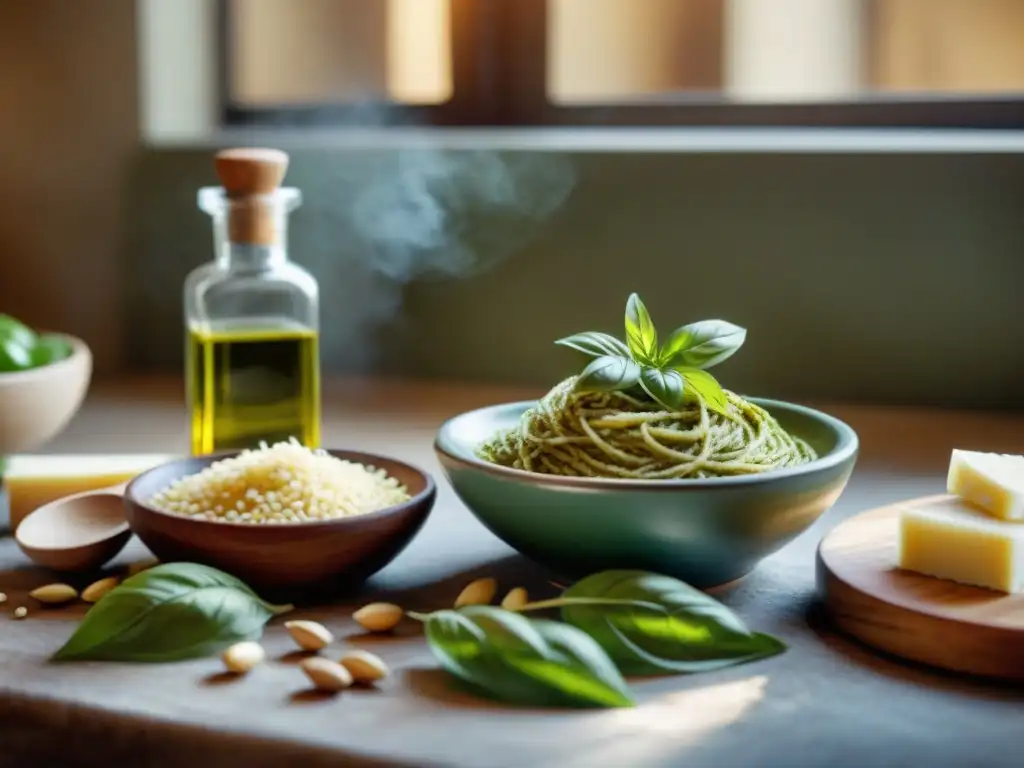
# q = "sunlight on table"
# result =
<box><xmin>566</xmin><ymin>675</ymin><xmax>769</xmax><ymax>765</ymax></box>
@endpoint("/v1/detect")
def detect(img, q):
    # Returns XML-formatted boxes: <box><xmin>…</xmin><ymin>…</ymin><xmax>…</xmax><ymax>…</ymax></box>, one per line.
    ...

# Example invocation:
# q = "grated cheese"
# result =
<box><xmin>148</xmin><ymin>439</ymin><xmax>410</xmax><ymax>524</ymax></box>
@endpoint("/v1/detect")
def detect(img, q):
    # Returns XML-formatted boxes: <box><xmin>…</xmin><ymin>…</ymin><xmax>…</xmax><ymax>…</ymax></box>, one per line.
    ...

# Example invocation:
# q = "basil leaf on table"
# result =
<box><xmin>559</xmin><ymin>570</ymin><xmax>785</xmax><ymax>675</ymax></box>
<box><xmin>421</xmin><ymin>606</ymin><xmax>634</xmax><ymax>709</ymax></box>
<box><xmin>52</xmin><ymin>562</ymin><xmax>292</xmax><ymax>662</ymax></box>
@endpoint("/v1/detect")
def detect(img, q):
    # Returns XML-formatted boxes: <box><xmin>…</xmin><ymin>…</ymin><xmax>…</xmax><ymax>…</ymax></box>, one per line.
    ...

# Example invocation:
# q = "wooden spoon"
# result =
<box><xmin>15</xmin><ymin>483</ymin><xmax>131</xmax><ymax>572</ymax></box>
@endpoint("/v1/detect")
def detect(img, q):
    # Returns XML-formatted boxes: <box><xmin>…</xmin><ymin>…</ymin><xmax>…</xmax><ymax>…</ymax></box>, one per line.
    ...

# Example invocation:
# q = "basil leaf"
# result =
<box><xmin>30</xmin><ymin>334</ymin><xmax>72</xmax><ymax>367</ymax></box>
<box><xmin>52</xmin><ymin>562</ymin><xmax>292</xmax><ymax>662</ymax></box>
<box><xmin>624</xmin><ymin>293</ymin><xmax>657</xmax><ymax>363</ymax></box>
<box><xmin>638</xmin><ymin>367</ymin><xmax>686</xmax><ymax>410</ymax></box>
<box><xmin>0</xmin><ymin>313</ymin><xmax>37</xmax><ymax>350</ymax></box>
<box><xmin>575</xmin><ymin>355</ymin><xmax>641</xmax><ymax>393</ymax></box>
<box><xmin>0</xmin><ymin>336</ymin><xmax>33</xmax><ymax>373</ymax></box>
<box><xmin>679</xmin><ymin>367</ymin><xmax>730</xmax><ymax>415</ymax></box>
<box><xmin>423</xmin><ymin>606</ymin><xmax>634</xmax><ymax>709</ymax></box>
<box><xmin>661</xmin><ymin>320</ymin><xmax>746</xmax><ymax>370</ymax></box>
<box><xmin>555</xmin><ymin>332</ymin><xmax>631</xmax><ymax>359</ymax></box>
<box><xmin>560</xmin><ymin>570</ymin><xmax>785</xmax><ymax>676</ymax></box>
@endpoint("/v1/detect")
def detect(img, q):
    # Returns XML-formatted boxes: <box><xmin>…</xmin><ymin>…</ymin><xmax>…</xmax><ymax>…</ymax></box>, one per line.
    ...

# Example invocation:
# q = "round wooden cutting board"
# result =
<box><xmin>816</xmin><ymin>494</ymin><xmax>1024</xmax><ymax>682</ymax></box>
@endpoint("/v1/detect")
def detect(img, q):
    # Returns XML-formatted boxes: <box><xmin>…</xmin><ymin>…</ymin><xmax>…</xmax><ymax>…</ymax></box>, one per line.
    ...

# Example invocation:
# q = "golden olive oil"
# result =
<box><xmin>187</xmin><ymin>320</ymin><xmax>321</xmax><ymax>455</ymax></box>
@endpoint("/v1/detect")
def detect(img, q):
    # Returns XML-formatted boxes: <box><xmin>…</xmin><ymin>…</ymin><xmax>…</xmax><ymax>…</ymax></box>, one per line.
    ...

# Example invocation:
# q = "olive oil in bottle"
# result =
<box><xmin>184</xmin><ymin>148</ymin><xmax>321</xmax><ymax>455</ymax></box>
<box><xmin>187</xmin><ymin>320</ymin><xmax>320</xmax><ymax>454</ymax></box>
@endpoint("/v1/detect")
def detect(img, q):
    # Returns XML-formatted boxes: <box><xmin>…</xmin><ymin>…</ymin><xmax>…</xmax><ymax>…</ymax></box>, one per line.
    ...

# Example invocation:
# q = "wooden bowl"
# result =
<box><xmin>122</xmin><ymin>450</ymin><xmax>436</xmax><ymax>593</ymax></box>
<box><xmin>0</xmin><ymin>334</ymin><xmax>92</xmax><ymax>454</ymax></box>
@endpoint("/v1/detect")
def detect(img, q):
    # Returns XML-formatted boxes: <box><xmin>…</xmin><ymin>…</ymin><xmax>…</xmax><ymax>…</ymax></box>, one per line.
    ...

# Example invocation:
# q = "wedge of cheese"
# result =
<box><xmin>947</xmin><ymin>449</ymin><xmax>1024</xmax><ymax>521</ymax></box>
<box><xmin>2</xmin><ymin>454</ymin><xmax>175</xmax><ymax>531</ymax></box>
<box><xmin>898</xmin><ymin>496</ymin><xmax>1024</xmax><ymax>594</ymax></box>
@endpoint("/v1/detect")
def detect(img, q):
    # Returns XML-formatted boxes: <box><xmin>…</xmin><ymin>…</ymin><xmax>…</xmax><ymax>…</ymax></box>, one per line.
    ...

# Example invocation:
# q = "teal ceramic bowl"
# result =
<box><xmin>435</xmin><ymin>398</ymin><xmax>858</xmax><ymax>588</ymax></box>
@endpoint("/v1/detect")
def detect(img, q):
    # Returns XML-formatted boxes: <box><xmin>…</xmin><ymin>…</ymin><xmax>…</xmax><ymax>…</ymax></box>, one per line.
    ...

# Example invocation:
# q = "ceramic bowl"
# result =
<box><xmin>435</xmin><ymin>398</ymin><xmax>858</xmax><ymax>588</ymax></box>
<box><xmin>123</xmin><ymin>449</ymin><xmax>436</xmax><ymax>592</ymax></box>
<box><xmin>0</xmin><ymin>333</ymin><xmax>92</xmax><ymax>455</ymax></box>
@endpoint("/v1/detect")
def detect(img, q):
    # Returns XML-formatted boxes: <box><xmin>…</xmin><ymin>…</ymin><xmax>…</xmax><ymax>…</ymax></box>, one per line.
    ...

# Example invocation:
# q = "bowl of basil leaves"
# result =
<box><xmin>0</xmin><ymin>313</ymin><xmax>92</xmax><ymax>456</ymax></box>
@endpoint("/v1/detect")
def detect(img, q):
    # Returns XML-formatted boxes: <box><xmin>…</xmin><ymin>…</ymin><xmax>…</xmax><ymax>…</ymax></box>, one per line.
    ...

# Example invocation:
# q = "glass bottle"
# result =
<box><xmin>183</xmin><ymin>148</ymin><xmax>321</xmax><ymax>455</ymax></box>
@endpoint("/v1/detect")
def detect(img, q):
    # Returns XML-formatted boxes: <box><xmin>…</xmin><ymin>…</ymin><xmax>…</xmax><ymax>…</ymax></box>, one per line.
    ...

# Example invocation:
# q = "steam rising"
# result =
<box><xmin>286</xmin><ymin>112</ymin><xmax>578</xmax><ymax>368</ymax></box>
<box><xmin>348</xmin><ymin>147</ymin><xmax>575</xmax><ymax>281</ymax></box>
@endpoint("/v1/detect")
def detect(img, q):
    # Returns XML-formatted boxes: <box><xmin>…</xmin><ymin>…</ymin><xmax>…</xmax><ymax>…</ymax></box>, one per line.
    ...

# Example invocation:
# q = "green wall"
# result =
<box><xmin>126</xmin><ymin>148</ymin><xmax>1024</xmax><ymax>409</ymax></box>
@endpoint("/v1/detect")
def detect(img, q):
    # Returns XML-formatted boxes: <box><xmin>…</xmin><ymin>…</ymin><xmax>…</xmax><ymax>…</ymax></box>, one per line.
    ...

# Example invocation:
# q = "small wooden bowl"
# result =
<box><xmin>123</xmin><ymin>450</ymin><xmax>436</xmax><ymax>592</ymax></box>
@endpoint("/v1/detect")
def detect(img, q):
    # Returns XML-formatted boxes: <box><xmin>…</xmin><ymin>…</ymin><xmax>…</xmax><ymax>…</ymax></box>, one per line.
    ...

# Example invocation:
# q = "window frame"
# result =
<box><xmin>217</xmin><ymin>0</ymin><xmax>530</xmax><ymax>128</ymax></box>
<box><xmin>216</xmin><ymin>0</ymin><xmax>1024</xmax><ymax>131</ymax></box>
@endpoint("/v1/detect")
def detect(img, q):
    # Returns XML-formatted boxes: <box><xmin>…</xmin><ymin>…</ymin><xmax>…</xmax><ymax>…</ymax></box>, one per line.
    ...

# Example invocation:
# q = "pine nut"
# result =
<box><xmin>301</xmin><ymin>657</ymin><xmax>352</xmax><ymax>692</ymax></box>
<box><xmin>353</xmin><ymin>603</ymin><xmax>404</xmax><ymax>633</ymax></box>
<box><xmin>284</xmin><ymin>620</ymin><xmax>333</xmax><ymax>651</ymax></box>
<box><xmin>339</xmin><ymin>650</ymin><xmax>389</xmax><ymax>685</ymax></box>
<box><xmin>222</xmin><ymin>641</ymin><xmax>265</xmax><ymax>674</ymax></box>
<box><xmin>455</xmin><ymin>577</ymin><xmax>497</xmax><ymax>608</ymax></box>
<box><xmin>82</xmin><ymin>577</ymin><xmax>119</xmax><ymax>604</ymax></box>
<box><xmin>500</xmin><ymin>587</ymin><xmax>528</xmax><ymax>611</ymax></box>
<box><xmin>29</xmin><ymin>584</ymin><xmax>78</xmax><ymax>605</ymax></box>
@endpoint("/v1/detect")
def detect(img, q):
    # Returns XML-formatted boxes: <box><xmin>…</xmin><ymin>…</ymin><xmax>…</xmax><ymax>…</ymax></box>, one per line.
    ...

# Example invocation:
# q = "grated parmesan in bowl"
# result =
<box><xmin>148</xmin><ymin>439</ymin><xmax>411</xmax><ymax>525</ymax></box>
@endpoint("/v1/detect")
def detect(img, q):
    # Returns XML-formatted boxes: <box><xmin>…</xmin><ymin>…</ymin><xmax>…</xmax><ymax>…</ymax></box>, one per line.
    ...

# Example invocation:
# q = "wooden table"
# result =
<box><xmin>2</xmin><ymin>377</ymin><xmax>1023</xmax><ymax>768</ymax></box>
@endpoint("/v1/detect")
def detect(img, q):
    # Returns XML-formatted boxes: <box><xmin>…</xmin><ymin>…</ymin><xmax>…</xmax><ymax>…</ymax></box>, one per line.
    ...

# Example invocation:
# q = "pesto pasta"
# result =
<box><xmin>478</xmin><ymin>375</ymin><xmax>817</xmax><ymax>479</ymax></box>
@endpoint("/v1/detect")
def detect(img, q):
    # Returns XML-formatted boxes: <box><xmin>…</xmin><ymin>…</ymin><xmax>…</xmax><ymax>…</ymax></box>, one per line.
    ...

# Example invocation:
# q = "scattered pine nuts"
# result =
<box><xmin>300</xmin><ymin>657</ymin><xmax>352</xmax><ymax>693</ymax></box>
<box><xmin>222</xmin><ymin>641</ymin><xmax>265</xmax><ymax>674</ymax></box>
<box><xmin>0</xmin><ymin>592</ymin><xmax>6</xmax><ymax>604</ymax></box>
<box><xmin>285</xmin><ymin>620</ymin><xmax>334</xmax><ymax>651</ymax></box>
<box><xmin>12</xmin><ymin>607</ymin><xmax>27</xmax><ymax>620</ymax></box>
<box><xmin>29</xmin><ymin>584</ymin><xmax>78</xmax><ymax>605</ymax></box>
<box><xmin>455</xmin><ymin>577</ymin><xmax>497</xmax><ymax>608</ymax></box>
<box><xmin>500</xmin><ymin>587</ymin><xmax>529</xmax><ymax>611</ymax></box>
<box><xmin>353</xmin><ymin>602</ymin><xmax>404</xmax><ymax>633</ymax></box>
<box><xmin>339</xmin><ymin>650</ymin><xmax>389</xmax><ymax>685</ymax></box>
<box><xmin>82</xmin><ymin>577</ymin><xmax>119</xmax><ymax>604</ymax></box>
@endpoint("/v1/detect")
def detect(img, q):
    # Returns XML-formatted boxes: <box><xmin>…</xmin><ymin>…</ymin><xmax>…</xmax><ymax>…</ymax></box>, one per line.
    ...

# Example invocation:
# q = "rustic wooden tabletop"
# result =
<box><xmin>2</xmin><ymin>377</ymin><xmax>1023</xmax><ymax>768</ymax></box>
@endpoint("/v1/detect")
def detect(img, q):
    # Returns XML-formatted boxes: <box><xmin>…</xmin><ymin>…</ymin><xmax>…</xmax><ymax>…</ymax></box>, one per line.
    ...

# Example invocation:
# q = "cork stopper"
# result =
<box><xmin>213</xmin><ymin>148</ymin><xmax>290</xmax><ymax>245</ymax></box>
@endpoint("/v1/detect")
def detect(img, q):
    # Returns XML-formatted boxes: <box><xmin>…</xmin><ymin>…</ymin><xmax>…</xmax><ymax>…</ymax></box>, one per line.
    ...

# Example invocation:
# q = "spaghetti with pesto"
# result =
<box><xmin>477</xmin><ymin>376</ymin><xmax>817</xmax><ymax>479</ymax></box>
<box><xmin>476</xmin><ymin>293</ymin><xmax>818</xmax><ymax>480</ymax></box>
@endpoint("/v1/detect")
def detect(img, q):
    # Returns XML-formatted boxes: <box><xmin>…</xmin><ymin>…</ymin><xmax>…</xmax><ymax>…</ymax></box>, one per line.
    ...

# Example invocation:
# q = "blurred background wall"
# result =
<box><xmin>0</xmin><ymin>0</ymin><xmax>138</xmax><ymax>374</ymax></box>
<box><xmin>1</xmin><ymin>0</ymin><xmax>1022</xmax><ymax>408</ymax></box>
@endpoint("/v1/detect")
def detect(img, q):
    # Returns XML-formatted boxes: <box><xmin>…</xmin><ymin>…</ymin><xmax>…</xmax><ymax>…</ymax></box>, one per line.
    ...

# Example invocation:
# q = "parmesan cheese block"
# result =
<box><xmin>898</xmin><ymin>496</ymin><xmax>1024</xmax><ymax>594</ymax></box>
<box><xmin>946</xmin><ymin>449</ymin><xmax>1024</xmax><ymax>521</ymax></box>
<box><xmin>2</xmin><ymin>454</ymin><xmax>175</xmax><ymax>531</ymax></box>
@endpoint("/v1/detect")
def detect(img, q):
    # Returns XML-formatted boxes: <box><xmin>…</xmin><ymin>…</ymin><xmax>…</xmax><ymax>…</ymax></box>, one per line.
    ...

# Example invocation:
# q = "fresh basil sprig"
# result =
<box><xmin>52</xmin><ymin>562</ymin><xmax>293</xmax><ymax>662</ymax></box>
<box><xmin>411</xmin><ymin>569</ymin><xmax>784</xmax><ymax>709</ymax></box>
<box><xmin>412</xmin><ymin>605</ymin><xmax>634</xmax><ymax>709</ymax></box>
<box><xmin>553</xmin><ymin>570</ymin><xmax>785</xmax><ymax>675</ymax></box>
<box><xmin>555</xmin><ymin>293</ymin><xmax>746</xmax><ymax>415</ymax></box>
